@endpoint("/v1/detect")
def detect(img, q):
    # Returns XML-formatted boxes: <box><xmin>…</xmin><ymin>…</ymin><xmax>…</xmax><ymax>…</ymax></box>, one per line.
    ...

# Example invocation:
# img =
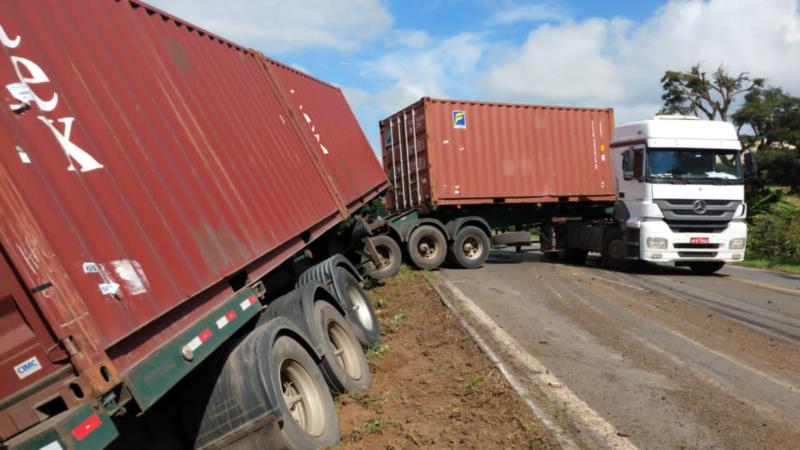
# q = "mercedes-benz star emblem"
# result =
<box><xmin>693</xmin><ymin>200</ymin><xmax>707</xmax><ymax>214</ymax></box>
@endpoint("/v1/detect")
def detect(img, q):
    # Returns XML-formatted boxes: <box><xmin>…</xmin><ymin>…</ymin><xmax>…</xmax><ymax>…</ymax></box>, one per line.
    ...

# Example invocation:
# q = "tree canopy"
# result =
<box><xmin>659</xmin><ymin>64</ymin><xmax>763</xmax><ymax>121</ymax></box>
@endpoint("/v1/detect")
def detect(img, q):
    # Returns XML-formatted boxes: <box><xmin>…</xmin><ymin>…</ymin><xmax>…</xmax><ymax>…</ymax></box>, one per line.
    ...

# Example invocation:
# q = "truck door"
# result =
<box><xmin>0</xmin><ymin>246</ymin><xmax>64</xmax><ymax>403</ymax></box>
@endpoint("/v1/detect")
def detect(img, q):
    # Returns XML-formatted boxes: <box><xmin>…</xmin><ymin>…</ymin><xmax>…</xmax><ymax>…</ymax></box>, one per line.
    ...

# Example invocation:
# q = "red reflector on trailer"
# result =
<box><xmin>225</xmin><ymin>310</ymin><xmax>237</xmax><ymax>321</ymax></box>
<box><xmin>198</xmin><ymin>328</ymin><xmax>212</xmax><ymax>343</ymax></box>
<box><xmin>71</xmin><ymin>413</ymin><xmax>102</xmax><ymax>441</ymax></box>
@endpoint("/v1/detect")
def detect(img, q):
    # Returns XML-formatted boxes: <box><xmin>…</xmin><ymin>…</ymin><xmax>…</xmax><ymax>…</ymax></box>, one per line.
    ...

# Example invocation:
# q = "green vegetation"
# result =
<box><xmin>745</xmin><ymin>199</ymin><xmax>800</xmax><ymax>264</ymax></box>
<box><xmin>365</xmin><ymin>343</ymin><xmax>389</xmax><ymax>360</ymax></box>
<box><xmin>363</xmin><ymin>419</ymin><xmax>384</xmax><ymax>435</ymax></box>
<box><xmin>733</xmin><ymin>258</ymin><xmax>800</xmax><ymax>275</ymax></box>
<box><xmin>462</xmin><ymin>374</ymin><xmax>485</xmax><ymax>390</ymax></box>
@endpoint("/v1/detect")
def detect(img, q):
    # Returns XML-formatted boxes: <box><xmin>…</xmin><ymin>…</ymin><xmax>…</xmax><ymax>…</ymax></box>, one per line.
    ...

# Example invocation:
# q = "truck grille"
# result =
<box><xmin>653</xmin><ymin>199</ymin><xmax>740</xmax><ymax>233</ymax></box>
<box><xmin>673</xmin><ymin>243</ymin><xmax>721</xmax><ymax>249</ymax></box>
<box><xmin>678</xmin><ymin>251</ymin><xmax>718</xmax><ymax>258</ymax></box>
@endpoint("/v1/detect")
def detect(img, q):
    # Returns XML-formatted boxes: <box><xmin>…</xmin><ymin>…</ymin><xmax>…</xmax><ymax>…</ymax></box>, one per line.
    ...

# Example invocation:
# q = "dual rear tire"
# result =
<box><xmin>407</xmin><ymin>224</ymin><xmax>491</xmax><ymax>270</ymax></box>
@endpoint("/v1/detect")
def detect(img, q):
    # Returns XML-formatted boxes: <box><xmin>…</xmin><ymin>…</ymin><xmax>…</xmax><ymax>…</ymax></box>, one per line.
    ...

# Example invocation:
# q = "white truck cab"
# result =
<box><xmin>610</xmin><ymin>115</ymin><xmax>750</xmax><ymax>273</ymax></box>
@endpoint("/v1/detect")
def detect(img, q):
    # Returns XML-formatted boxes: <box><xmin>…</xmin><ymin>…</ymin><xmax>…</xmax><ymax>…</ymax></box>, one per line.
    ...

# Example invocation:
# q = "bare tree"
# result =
<box><xmin>659</xmin><ymin>64</ymin><xmax>764</xmax><ymax>121</ymax></box>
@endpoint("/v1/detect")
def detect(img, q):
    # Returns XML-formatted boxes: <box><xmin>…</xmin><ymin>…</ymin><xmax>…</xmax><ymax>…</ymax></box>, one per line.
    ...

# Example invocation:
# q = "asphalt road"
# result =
<box><xmin>438</xmin><ymin>250</ymin><xmax>800</xmax><ymax>450</ymax></box>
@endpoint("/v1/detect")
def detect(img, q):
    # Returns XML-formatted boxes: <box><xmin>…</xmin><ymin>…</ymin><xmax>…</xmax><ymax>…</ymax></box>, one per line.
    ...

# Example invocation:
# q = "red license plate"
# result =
<box><xmin>690</xmin><ymin>237</ymin><xmax>710</xmax><ymax>244</ymax></box>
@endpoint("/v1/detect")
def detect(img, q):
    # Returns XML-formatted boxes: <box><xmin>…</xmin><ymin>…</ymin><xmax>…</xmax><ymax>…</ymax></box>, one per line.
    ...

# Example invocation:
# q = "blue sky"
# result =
<box><xmin>149</xmin><ymin>0</ymin><xmax>800</xmax><ymax>154</ymax></box>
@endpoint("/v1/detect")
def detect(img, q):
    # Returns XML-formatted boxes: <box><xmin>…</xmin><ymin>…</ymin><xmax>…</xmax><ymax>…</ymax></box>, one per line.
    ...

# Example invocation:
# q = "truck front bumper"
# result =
<box><xmin>637</xmin><ymin>220</ymin><xmax>747</xmax><ymax>263</ymax></box>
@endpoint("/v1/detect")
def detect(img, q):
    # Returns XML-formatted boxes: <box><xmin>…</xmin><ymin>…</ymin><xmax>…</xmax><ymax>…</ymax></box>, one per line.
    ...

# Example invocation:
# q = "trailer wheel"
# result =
<box><xmin>335</xmin><ymin>268</ymin><xmax>381</xmax><ymax>347</ymax></box>
<box><xmin>562</xmin><ymin>248</ymin><xmax>588</xmax><ymax>264</ymax></box>
<box><xmin>687</xmin><ymin>261</ymin><xmax>725</xmax><ymax>274</ymax></box>
<box><xmin>448</xmin><ymin>226</ymin><xmax>491</xmax><ymax>269</ymax></box>
<box><xmin>407</xmin><ymin>225</ymin><xmax>447</xmax><ymax>270</ymax></box>
<box><xmin>261</xmin><ymin>336</ymin><xmax>339</xmax><ymax>450</ymax></box>
<box><xmin>314</xmin><ymin>301</ymin><xmax>371</xmax><ymax>394</ymax></box>
<box><xmin>364</xmin><ymin>235</ymin><xmax>401</xmax><ymax>280</ymax></box>
<box><xmin>601</xmin><ymin>228</ymin><xmax>629</xmax><ymax>270</ymax></box>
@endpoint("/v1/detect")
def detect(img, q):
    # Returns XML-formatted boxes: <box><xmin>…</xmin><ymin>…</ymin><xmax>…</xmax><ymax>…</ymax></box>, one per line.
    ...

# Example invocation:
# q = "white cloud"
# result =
<box><xmin>386</xmin><ymin>29</ymin><xmax>433</xmax><ymax>48</ymax></box>
<box><xmin>488</xmin><ymin>3</ymin><xmax>565</xmax><ymax>24</ymax></box>
<box><xmin>480</xmin><ymin>0</ymin><xmax>800</xmax><ymax>123</ymax></box>
<box><xmin>146</xmin><ymin>0</ymin><xmax>393</xmax><ymax>53</ymax></box>
<box><xmin>481</xmin><ymin>19</ymin><xmax>628</xmax><ymax>105</ymax></box>
<box><xmin>364</xmin><ymin>33</ymin><xmax>486</xmax><ymax>113</ymax></box>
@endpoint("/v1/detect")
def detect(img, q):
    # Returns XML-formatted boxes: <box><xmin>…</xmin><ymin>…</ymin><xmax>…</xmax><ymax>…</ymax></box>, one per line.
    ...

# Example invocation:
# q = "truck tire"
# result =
<box><xmin>562</xmin><ymin>248</ymin><xmax>588</xmax><ymax>264</ymax></box>
<box><xmin>314</xmin><ymin>301</ymin><xmax>371</xmax><ymax>394</ymax></box>
<box><xmin>257</xmin><ymin>336</ymin><xmax>339</xmax><ymax>450</ymax></box>
<box><xmin>334</xmin><ymin>267</ymin><xmax>381</xmax><ymax>347</ymax></box>
<box><xmin>448</xmin><ymin>226</ymin><xmax>491</xmax><ymax>269</ymax></box>
<box><xmin>364</xmin><ymin>234</ymin><xmax>401</xmax><ymax>280</ymax></box>
<box><xmin>687</xmin><ymin>261</ymin><xmax>725</xmax><ymax>274</ymax></box>
<box><xmin>601</xmin><ymin>228</ymin><xmax>629</xmax><ymax>270</ymax></box>
<box><xmin>407</xmin><ymin>225</ymin><xmax>447</xmax><ymax>270</ymax></box>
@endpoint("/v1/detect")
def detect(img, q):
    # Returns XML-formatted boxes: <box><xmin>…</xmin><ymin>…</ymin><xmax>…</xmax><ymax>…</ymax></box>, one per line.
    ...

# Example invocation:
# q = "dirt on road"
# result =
<box><xmin>439</xmin><ymin>250</ymin><xmax>800</xmax><ymax>450</ymax></box>
<box><xmin>335</xmin><ymin>268</ymin><xmax>559</xmax><ymax>449</ymax></box>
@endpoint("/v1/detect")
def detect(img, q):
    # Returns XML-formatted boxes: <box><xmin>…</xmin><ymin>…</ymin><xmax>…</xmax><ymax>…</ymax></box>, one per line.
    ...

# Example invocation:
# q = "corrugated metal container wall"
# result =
<box><xmin>266</xmin><ymin>58</ymin><xmax>388</xmax><ymax>209</ymax></box>
<box><xmin>381</xmin><ymin>98</ymin><xmax>616</xmax><ymax>211</ymax></box>
<box><xmin>0</xmin><ymin>0</ymin><xmax>387</xmax><ymax>419</ymax></box>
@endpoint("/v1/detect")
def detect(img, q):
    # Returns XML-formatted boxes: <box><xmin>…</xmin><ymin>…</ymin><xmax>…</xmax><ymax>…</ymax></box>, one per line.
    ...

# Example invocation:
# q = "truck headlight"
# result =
<box><xmin>729</xmin><ymin>238</ymin><xmax>746</xmax><ymax>250</ymax></box>
<box><xmin>647</xmin><ymin>237</ymin><xmax>668</xmax><ymax>249</ymax></box>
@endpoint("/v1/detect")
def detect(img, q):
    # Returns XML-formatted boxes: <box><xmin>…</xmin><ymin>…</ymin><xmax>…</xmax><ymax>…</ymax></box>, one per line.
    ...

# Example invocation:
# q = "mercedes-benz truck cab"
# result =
<box><xmin>610</xmin><ymin>115</ymin><xmax>750</xmax><ymax>274</ymax></box>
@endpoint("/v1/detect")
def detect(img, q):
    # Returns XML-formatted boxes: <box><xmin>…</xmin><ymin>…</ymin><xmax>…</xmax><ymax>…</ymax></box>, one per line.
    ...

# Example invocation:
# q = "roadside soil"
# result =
<box><xmin>334</xmin><ymin>268</ymin><xmax>559</xmax><ymax>449</ymax></box>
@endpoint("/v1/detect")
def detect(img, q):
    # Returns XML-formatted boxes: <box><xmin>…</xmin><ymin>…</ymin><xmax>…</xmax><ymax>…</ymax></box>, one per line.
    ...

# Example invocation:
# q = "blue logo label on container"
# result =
<box><xmin>453</xmin><ymin>110</ymin><xmax>466</xmax><ymax>129</ymax></box>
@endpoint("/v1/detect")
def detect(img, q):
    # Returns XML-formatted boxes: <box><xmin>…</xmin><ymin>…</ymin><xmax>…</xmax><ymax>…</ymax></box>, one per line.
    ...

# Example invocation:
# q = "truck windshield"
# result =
<box><xmin>646</xmin><ymin>148</ymin><xmax>742</xmax><ymax>184</ymax></box>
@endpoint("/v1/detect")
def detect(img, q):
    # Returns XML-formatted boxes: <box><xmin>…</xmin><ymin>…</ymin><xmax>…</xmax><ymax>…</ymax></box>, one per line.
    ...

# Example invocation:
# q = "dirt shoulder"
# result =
<box><xmin>335</xmin><ymin>268</ymin><xmax>559</xmax><ymax>449</ymax></box>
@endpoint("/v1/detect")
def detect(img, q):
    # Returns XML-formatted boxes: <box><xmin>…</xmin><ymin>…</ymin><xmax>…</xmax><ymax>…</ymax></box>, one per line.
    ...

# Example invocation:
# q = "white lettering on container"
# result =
<box><xmin>1</xmin><ymin>23</ymin><xmax>104</xmax><ymax>173</ymax></box>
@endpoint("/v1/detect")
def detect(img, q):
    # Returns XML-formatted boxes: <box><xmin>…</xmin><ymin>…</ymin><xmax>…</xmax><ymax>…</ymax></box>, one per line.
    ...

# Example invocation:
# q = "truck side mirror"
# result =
<box><xmin>622</xmin><ymin>150</ymin><xmax>633</xmax><ymax>180</ymax></box>
<box><xmin>743</xmin><ymin>151</ymin><xmax>757</xmax><ymax>179</ymax></box>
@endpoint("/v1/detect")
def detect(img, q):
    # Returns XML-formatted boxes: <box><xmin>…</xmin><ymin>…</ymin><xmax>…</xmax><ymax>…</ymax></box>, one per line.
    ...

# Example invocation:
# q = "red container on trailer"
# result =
<box><xmin>380</xmin><ymin>97</ymin><xmax>616</xmax><ymax>212</ymax></box>
<box><xmin>0</xmin><ymin>0</ymin><xmax>387</xmax><ymax>442</ymax></box>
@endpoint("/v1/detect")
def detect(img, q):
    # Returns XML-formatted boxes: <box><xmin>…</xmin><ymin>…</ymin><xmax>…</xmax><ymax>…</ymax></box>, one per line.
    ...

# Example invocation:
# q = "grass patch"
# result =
<box><xmin>462</xmin><ymin>374</ymin><xmax>485</xmax><ymax>390</ymax></box>
<box><xmin>371</xmin><ymin>293</ymin><xmax>388</xmax><ymax>309</ymax></box>
<box><xmin>422</xmin><ymin>270</ymin><xmax>439</xmax><ymax>283</ymax></box>
<box><xmin>365</xmin><ymin>343</ymin><xmax>389</xmax><ymax>360</ymax></box>
<box><xmin>387</xmin><ymin>308</ymin><xmax>408</xmax><ymax>327</ymax></box>
<box><xmin>395</xmin><ymin>265</ymin><xmax>416</xmax><ymax>280</ymax></box>
<box><xmin>350</xmin><ymin>393</ymin><xmax>387</xmax><ymax>409</ymax></box>
<box><xmin>734</xmin><ymin>258</ymin><xmax>800</xmax><ymax>275</ymax></box>
<box><xmin>363</xmin><ymin>419</ymin><xmax>384</xmax><ymax>435</ymax></box>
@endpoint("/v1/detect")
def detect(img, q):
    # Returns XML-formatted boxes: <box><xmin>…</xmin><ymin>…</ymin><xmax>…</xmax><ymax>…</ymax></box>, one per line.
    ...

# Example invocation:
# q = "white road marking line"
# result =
<box><xmin>439</xmin><ymin>277</ymin><xmax>638</xmax><ymax>450</ymax></box>
<box><xmin>425</xmin><ymin>278</ymin><xmax>580</xmax><ymax>450</ymax></box>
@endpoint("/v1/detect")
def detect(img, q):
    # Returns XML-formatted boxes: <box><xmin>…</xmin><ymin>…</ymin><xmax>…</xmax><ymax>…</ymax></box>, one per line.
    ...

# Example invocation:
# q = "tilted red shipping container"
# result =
<box><xmin>0</xmin><ymin>0</ymin><xmax>387</xmax><ymax>442</ymax></box>
<box><xmin>380</xmin><ymin>98</ymin><xmax>616</xmax><ymax>211</ymax></box>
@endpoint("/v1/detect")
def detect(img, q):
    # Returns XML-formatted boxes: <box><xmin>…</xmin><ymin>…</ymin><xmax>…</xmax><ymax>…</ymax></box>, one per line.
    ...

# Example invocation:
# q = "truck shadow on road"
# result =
<box><xmin>484</xmin><ymin>248</ymin><xmax>730</xmax><ymax>279</ymax></box>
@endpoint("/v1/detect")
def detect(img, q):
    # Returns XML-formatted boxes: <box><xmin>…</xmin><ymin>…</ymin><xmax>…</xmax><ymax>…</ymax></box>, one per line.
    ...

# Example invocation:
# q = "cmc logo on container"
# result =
<box><xmin>14</xmin><ymin>356</ymin><xmax>42</xmax><ymax>380</ymax></box>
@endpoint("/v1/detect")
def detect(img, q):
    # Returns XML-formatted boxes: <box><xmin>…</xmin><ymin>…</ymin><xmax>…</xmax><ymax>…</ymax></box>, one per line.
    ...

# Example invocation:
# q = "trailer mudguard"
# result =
<box><xmin>443</xmin><ymin>216</ymin><xmax>492</xmax><ymax>242</ymax></box>
<box><xmin>390</xmin><ymin>217</ymin><xmax>449</xmax><ymax>242</ymax></box>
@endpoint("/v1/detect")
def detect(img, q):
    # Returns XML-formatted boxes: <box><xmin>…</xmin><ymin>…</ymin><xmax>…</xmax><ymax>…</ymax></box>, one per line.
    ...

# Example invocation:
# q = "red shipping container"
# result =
<box><xmin>0</xmin><ymin>0</ymin><xmax>387</xmax><ymax>440</ymax></box>
<box><xmin>380</xmin><ymin>98</ymin><xmax>616</xmax><ymax>211</ymax></box>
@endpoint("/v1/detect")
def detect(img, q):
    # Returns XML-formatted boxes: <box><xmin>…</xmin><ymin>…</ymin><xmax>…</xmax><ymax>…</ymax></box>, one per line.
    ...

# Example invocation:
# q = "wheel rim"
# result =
<box><xmin>461</xmin><ymin>235</ymin><xmax>483</xmax><ymax>260</ymax></box>
<box><xmin>347</xmin><ymin>284</ymin><xmax>374</xmax><ymax>332</ymax></box>
<box><xmin>280</xmin><ymin>359</ymin><xmax>325</xmax><ymax>436</ymax></box>
<box><xmin>608</xmin><ymin>239</ymin><xmax>625</xmax><ymax>261</ymax></box>
<box><xmin>417</xmin><ymin>236</ymin><xmax>441</xmax><ymax>260</ymax></box>
<box><xmin>327</xmin><ymin>320</ymin><xmax>363</xmax><ymax>380</ymax></box>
